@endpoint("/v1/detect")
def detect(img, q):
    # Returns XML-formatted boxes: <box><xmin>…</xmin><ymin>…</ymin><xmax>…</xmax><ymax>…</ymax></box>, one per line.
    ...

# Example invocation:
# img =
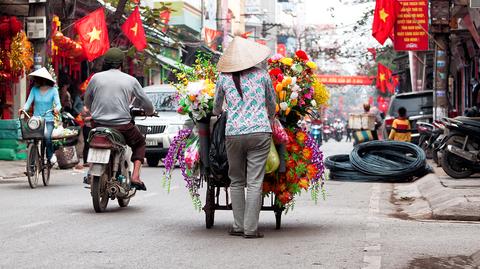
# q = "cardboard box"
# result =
<box><xmin>349</xmin><ymin>113</ymin><xmax>376</xmax><ymax>130</ymax></box>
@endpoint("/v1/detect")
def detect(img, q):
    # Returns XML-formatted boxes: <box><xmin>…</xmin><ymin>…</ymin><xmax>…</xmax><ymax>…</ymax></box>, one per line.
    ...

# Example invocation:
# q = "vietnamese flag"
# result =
<box><xmin>376</xmin><ymin>63</ymin><xmax>393</xmax><ymax>93</ymax></box>
<box><xmin>75</xmin><ymin>8</ymin><xmax>110</xmax><ymax>62</ymax></box>
<box><xmin>121</xmin><ymin>6</ymin><xmax>147</xmax><ymax>51</ymax></box>
<box><xmin>388</xmin><ymin>74</ymin><xmax>399</xmax><ymax>94</ymax></box>
<box><xmin>372</xmin><ymin>0</ymin><xmax>401</xmax><ymax>45</ymax></box>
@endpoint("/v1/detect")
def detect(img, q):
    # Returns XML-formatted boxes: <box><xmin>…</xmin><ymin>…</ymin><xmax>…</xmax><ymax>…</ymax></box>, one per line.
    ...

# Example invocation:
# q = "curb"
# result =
<box><xmin>395</xmin><ymin>173</ymin><xmax>480</xmax><ymax>221</ymax></box>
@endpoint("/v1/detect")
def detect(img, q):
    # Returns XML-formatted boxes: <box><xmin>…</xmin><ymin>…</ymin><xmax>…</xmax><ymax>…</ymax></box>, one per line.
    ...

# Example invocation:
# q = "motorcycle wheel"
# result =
<box><xmin>118</xmin><ymin>198</ymin><xmax>130</xmax><ymax>207</ymax></box>
<box><xmin>440</xmin><ymin>135</ymin><xmax>474</xmax><ymax>179</ymax></box>
<box><xmin>91</xmin><ymin>173</ymin><xmax>109</xmax><ymax>213</ymax></box>
<box><xmin>432</xmin><ymin>149</ymin><xmax>440</xmax><ymax>166</ymax></box>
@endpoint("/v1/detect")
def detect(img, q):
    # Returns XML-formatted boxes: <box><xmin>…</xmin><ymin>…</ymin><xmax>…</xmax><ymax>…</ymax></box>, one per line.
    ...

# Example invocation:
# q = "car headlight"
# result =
<box><xmin>27</xmin><ymin>117</ymin><xmax>41</xmax><ymax>130</ymax></box>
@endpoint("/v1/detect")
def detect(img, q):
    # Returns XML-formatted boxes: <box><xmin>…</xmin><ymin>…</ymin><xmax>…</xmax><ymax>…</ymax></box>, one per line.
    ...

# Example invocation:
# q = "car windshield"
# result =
<box><xmin>147</xmin><ymin>91</ymin><xmax>177</xmax><ymax>112</ymax></box>
<box><xmin>389</xmin><ymin>93</ymin><xmax>433</xmax><ymax>117</ymax></box>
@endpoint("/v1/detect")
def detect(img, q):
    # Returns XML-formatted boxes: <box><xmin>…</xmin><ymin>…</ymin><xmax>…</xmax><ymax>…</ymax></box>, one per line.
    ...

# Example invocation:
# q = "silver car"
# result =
<box><xmin>136</xmin><ymin>85</ymin><xmax>192</xmax><ymax>167</ymax></box>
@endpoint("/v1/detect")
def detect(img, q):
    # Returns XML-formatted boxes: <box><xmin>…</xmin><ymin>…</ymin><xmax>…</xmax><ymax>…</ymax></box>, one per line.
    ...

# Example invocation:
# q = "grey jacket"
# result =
<box><xmin>85</xmin><ymin>69</ymin><xmax>154</xmax><ymax>125</ymax></box>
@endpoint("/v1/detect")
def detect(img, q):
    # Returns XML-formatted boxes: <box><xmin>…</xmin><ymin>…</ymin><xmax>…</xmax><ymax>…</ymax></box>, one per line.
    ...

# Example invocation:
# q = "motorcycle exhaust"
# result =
<box><xmin>446</xmin><ymin>145</ymin><xmax>478</xmax><ymax>163</ymax></box>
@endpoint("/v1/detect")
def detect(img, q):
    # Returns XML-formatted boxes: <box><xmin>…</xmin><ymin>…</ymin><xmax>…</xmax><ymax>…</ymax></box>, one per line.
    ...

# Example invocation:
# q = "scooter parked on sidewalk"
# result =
<box><xmin>439</xmin><ymin>117</ymin><xmax>480</xmax><ymax>178</ymax></box>
<box><xmin>86</xmin><ymin>108</ymin><xmax>156</xmax><ymax>212</ymax></box>
<box><xmin>417</xmin><ymin>120</ymin><xmax>445</xmax><ymax>160</ymax></box>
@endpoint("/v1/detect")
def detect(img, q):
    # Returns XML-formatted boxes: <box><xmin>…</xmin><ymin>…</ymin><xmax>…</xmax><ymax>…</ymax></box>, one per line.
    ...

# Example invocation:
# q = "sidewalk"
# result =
<box><xmin>393</xmin><ymin>160</ymin><xmax>480</xmax><ymax>221</ymax></box>
<box><xmin>0</xmin><ymin>160</ymin><xmax>28</xmax><ymax>180</ymax></box>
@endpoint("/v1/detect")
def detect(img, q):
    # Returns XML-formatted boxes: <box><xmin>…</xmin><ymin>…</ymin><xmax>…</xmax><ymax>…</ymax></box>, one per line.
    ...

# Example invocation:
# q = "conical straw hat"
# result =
<box><xmin>28</xmin><ymin>67</ymin><xmax>55</xmax><ymax>84</ymax></box>
<box><xmin>217</xmin><ymin>36</ymin><xmax>271</xmax><ymax>72</ymax></box>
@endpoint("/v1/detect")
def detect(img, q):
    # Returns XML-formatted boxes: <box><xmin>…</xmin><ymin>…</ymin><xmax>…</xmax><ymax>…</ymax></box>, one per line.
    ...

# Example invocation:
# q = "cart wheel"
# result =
<box><xmin>204</xmin><ymin>184</ymin><xmax>215</xmax><ymax>229</ymax></box>
<box><xmin>275</xmin><ymin>210</ymin><xmax>282</xmax><ymax>230</ymax></box>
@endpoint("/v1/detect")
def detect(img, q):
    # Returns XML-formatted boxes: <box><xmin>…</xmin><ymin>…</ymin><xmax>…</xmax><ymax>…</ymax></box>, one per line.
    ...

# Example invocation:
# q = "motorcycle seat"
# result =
<box><xmin>89</xmin><ymin>127</ymin><xmax>126</xmax><ymax>145</ymax></box>
<box><xmin>455</xmin><ymin>117</ymin><xmax>480</xmax><ymax>128</ymax></box>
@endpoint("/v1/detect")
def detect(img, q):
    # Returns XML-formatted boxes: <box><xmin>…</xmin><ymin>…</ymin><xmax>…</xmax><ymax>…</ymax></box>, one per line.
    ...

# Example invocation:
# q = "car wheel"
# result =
<box><xmin>147</xmin><ymin>156</ymin><xmax>160</xmax><ymax>167</ymax></box>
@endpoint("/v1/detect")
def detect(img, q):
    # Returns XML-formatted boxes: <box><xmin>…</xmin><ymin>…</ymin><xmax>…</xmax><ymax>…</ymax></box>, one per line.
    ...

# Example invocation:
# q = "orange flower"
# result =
<box><xmin>285</xmin><ymin>107</ymin><xmax>291</xmax><ymax>115</ymax></box>
<box><xmin>275</xmin><ymin>83</ymin><xmax>284</xmax><ymax>93</ymax></box>
<box><xmin>278</xmin><ymin>191</ymin><xmax>293</xmax><ymax>205</ymax></box>
<box><xmin>298</xmin><ymin>178</ymin><xmax>310</xmax><ymax>190</ymax></box>
<box><xmin>307</xmin><ymin>164</ymin><xmax>318</xmax><ymax>179</ymax></box>
<box><xmin>296</xmin><ymin>131</ymin><xmax>307</xmax><ymax>144</ymax></box>
<box><xmin>286</xmin><ymin>158</ymin><xmax>296</xmax><ymax>169</ymax></box>
<box><xmin>302</xmin><ymin>147</ymin><xmax>313</xmax><ymax>159</ymax></box>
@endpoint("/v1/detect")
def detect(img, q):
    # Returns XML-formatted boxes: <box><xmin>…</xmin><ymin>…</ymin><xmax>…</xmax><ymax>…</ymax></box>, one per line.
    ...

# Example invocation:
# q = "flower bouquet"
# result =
<box><xmin>268</xmin><ymin>50</ymin><xmax>330</xmax><ymax>122</ymax></box>
<box><xmin>173</xmin><ymin>52</ymin><xmax>217</xmax><ymax>122</ymax></box>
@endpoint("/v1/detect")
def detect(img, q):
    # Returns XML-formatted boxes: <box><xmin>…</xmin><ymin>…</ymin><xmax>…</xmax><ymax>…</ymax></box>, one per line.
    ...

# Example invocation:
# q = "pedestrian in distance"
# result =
<box><xmin>214</xmin><ymin>36</ymin><xmax>276</xmax><ymax>239</ymax></box>
<box><xmin>363</xmin><ymin>103</ymin><xmax>382</xmax><ymax>140</ymax></box>
<box><xmin>388</xmin><ymin>106</ymin><xmax>411</xmax><ymax>142</ymax></box>
<box><xmin>19</xmin><ymin>68</ymin><xmax>62</xmax><ymax>164</ymax></box>
<box><xmin>345</xmin><ymin>122</ymin><xmax>352</xmax><ymax>142</ymax></box>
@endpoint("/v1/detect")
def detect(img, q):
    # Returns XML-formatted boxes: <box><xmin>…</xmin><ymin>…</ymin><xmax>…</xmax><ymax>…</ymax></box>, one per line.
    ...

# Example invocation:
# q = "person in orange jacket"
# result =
<box><xmin>388</xmin><ymin>107</ymin><xmax>411</xmax><ymax>142</ymax></box>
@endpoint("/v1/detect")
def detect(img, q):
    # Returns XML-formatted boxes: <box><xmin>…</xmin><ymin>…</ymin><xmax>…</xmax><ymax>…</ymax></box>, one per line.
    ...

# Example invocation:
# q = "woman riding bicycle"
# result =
<box><xmin>19</xmin><ymin>67</ymin><xmax>61</xmax><ymax>164</ymax></box>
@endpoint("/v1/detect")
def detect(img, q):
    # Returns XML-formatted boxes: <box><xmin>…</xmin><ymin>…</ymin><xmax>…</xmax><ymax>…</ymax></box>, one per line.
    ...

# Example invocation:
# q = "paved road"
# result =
<box><xmin>0</xmin><ymin>140</ymin><xmax>478</xmax><ymax>269</ymax></box>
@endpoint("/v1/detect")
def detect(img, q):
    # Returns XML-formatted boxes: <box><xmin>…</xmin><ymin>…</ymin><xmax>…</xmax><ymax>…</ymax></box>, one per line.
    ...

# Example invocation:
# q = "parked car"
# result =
<box><xmin>383</xmin><ymin>90</ymin><xmax>434</xmax><ymax>144</ymax></box>
<box><xmin>136</xmin><ymin>85</ymin><xmax>192</xmax><ymax>167</ymax></box>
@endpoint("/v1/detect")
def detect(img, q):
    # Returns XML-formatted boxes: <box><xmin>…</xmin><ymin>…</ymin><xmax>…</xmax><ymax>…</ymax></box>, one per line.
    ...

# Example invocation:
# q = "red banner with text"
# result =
<box><xmin>394</xmin><ymin>0</ymin><xmax>429</xmax><ymax>51</ymax></box>
<box><xmin>316</xmin><ymin>75</ymin><xmax>374</xmax><ymax>85</ymax></box>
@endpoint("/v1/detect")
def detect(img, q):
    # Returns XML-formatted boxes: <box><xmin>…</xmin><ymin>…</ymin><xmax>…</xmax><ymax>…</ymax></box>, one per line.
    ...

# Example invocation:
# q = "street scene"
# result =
<box><xmin>1</xmin><ymin>0</ymin><xmax>480</xmax><ymax>268</ymax></box>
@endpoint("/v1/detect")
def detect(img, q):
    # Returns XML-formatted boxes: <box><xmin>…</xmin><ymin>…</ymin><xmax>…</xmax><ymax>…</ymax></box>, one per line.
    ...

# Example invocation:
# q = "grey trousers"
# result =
<box><xmin>226</xmin><ymin>133</ymin><xmax>271</xmax><ymax>235</ymax></box>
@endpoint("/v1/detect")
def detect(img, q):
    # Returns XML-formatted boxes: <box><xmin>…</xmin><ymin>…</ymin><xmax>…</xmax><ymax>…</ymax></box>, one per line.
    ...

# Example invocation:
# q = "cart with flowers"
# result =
<box><xmin>163</xmin><ymin>50</ymin><xmax>329</xmax><ymax>229</ymax></box>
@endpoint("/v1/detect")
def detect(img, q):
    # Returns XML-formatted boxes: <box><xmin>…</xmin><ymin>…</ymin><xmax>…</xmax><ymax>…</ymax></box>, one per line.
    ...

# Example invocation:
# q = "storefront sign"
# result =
<box><xmin>316</xmin><ymin>75</ymin><xmax>374</xmax><ymax>85</ymax></box>
<box><xmin>394</xmin><ymin>0</ymin><xmax>429</xmax><ymax>51</ymax></box>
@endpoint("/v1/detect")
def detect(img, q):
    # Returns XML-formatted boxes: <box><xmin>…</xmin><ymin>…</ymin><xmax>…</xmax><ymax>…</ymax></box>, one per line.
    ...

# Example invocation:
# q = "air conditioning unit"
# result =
<box><xmin>471</xmin><ymin>0</ymin><xmax>480</xmax><ymax>8</ymax></box>
<box><xmin>26</xmin><ymin>16</ymin><xmax>46</xmax><ymax>39</ymax></box>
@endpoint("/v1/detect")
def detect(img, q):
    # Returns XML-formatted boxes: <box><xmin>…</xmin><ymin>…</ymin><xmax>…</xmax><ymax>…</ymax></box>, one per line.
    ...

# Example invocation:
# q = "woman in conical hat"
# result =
<box><xmin>20</xmin><ymin>67</ymin><xmax>61</xmax><ymax>163</ymax></box>
<box><xmin>213</xmin><ymin>36</ymin><xmax>275</xmax><ymax>239</ymax></box>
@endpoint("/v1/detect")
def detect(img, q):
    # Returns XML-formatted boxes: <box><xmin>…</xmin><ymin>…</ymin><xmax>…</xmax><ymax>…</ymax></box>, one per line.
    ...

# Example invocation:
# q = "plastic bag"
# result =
<box><xmin>209</xmin><ymin>112</ymin><xmax>230</xmax><ymax>184</ymax></box>
<box><xmin>265</xmin><ymin>140</ymin><xmax>280</xmax><ymax>174</ymax></box>
<box><xmin>272</xmin><ymin>118</ymin><xmax>289</xmax><ymax>144</ymax></box>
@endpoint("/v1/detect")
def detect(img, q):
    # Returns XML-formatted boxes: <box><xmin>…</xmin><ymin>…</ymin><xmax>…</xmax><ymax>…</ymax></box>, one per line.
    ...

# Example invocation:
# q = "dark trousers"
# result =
<box><xmin>92</xmin><ymin>122</ymin><xmax>146</xmax><ymax>163</ymax></box>
<box><xmin>82</xmin><ymin>126</ymin><xmax>92</xmax><ymax>163</ymax></box>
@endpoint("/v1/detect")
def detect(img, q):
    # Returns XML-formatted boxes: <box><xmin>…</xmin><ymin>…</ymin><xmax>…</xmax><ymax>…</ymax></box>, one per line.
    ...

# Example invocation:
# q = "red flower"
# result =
<box><xmin>291</xmin><ymin>143</ymin><xmax>301</xmax><ymax>153</ymax></box>
<box><xmin>269</xmin><ymin>68</ymin><xmax>282</xmax><ymax>77</ymax></box>
<box><xmin>277</xmin><ymin>73</ymin><xmax>284</xmax><ymax>82</ymax></box>
<box><xmin>278</xmin><ymin>191</ymin><xmax>293</xmax><ymax>205</ymax></box>
<box><xmin>295</xmin><ymin>50</ymin><xmax>309</xmax><ymax>61</ymax></box>
<box><xmin>307</xmin><ymin>164</ymin><xmax>318</xmax><ymax>179</ymax></box>
<box><xmin>298</xmin><ymin>178</ymin><xmax>310</xmax><ymax>190</ymax></box>
<box><xmin>286</xmin><ymin>158</ymin><xmax>296</xmax><ymax>169</ymax></box>
<box><xmin>302</xmin><ymin>148</ymin><xmax>313</xmax><ymax>159</ymax></box>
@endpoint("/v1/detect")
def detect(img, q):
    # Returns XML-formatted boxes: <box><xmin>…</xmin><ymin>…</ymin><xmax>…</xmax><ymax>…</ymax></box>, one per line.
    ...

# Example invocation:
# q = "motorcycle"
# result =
<box><xmin>334</xmin><ymin>125</ymin><xmax>344</xmax><ymax>142</ymax></box>
<box><xmin>439</xmin><ymin>117</ymin><xmax>480</xmax><ymax>178</ymax></box>
<box><xmin>323</xmin><ymin>124</ymin><xmax>332</xmax><ymax>142</ymax></box>
<box><xmin>310</xmin><ymin>119</ymin><xmax>322</xmax><ymax>146</ymax></box>
<box><xmin>417</xmin><ymin>120</ymin><xmax>445</xmax><ymax>160</ymax></box>
<box><xmin>86</xmin><ymin>108</ymin><xmax>154</xmax><ymax>212</ymax></box>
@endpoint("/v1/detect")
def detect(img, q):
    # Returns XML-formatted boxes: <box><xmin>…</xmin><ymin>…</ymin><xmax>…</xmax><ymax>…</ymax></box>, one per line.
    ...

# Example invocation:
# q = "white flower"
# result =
<box><xmin>292</xmin><ymin>85</ymin><xmax>301</xmax><ymax>92</ymax></box>
<box><xmin>279</xmin><ymin>102</ymin><xmax>288</xmax><ymax>111</ymax></box>
<box><xmin>291</xmin><ymin>77</ymin><xmax>297</xmax><ymax>85</ymax></box>
<box><xmin>186</xmin><ymin>80</ymin><xmax>205</xmax><ymax>96</ymax></box>
<box><xmin>290</xmin><ymin>92</ymin><xmax>299</xmax><ymax>100</ymax></box>
<box><xmin>311</xmin><ymin>100</ymin><xmax>317</xmax><ymax>108</ymax></box>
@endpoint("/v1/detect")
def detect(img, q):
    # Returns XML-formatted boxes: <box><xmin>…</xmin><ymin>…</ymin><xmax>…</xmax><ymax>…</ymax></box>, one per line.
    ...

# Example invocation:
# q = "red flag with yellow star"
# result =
<box><xmin>121</xmin><ymin>6</ymin><xmax>147</xmax><ymax>51</ymax></box>
<box><xmin>372</xmin><ymin>0</ymin><xmax>401</xmax><ymax>45</ymax></box>
<box><xmin>376</xmin><ymin>63</ymin><xmax>392</xmax><ymax>93</ymax></box>
<box><xmin>75</xmin><ymin>8</ymin><xmax>110</xmax><ymax>62</ymax></box>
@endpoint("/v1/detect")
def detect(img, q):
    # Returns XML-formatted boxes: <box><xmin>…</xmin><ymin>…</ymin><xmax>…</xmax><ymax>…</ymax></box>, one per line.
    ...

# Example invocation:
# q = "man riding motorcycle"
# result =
<box><xmin>84</xmin><ymin>48</ymin><xmax>154</xmax><ymax>191</ymax></box>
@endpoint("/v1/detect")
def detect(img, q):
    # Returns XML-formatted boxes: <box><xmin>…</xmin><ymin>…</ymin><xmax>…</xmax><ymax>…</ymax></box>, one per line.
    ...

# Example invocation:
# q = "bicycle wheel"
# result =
<box><xmin>41</xmin><ymin>140</ymin><xmax>51</xmax><ymax>186</ymax></box>
<box><xmin>26</xmin><ymin>142</ymin><xmax>40</xmax><ymax>189</ymax></box>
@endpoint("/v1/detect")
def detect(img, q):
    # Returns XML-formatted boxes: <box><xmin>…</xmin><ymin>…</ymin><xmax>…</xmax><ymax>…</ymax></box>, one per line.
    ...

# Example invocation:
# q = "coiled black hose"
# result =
<box><xmin>325</xmin><ymin>141</ymin><xmax>430</xmax><ymax>182</ymax></box>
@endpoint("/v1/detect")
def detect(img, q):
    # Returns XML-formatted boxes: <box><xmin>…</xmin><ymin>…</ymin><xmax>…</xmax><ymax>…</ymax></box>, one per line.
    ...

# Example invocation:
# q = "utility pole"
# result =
<box><xmin>431</xmin><ymin>0</ymin><xmax>451</xmax><ymax>120</ymax></box>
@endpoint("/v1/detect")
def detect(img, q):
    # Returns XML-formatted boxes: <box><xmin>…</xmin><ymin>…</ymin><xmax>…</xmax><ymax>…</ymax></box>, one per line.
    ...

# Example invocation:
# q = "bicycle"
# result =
<box><xmin>19</xmin><ymin>109</ymin><xmax>53</xmax><ymax>188</ymax></box>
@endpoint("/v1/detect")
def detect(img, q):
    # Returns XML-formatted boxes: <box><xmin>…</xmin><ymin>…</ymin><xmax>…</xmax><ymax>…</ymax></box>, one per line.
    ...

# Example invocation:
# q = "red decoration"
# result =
<box><xmin>203</xmin><ymin>27</ymin><xmax>221</xmax><ymax>49</ymax></box>
<box><xmin>160</xmin><ymin>10</ymin><xmax>171</xmax><ymax>33</ymax></box>
<box><xmin>372</xmin><ymin>0</ymin><xmax>401</xmax><ymax>45</ymax></box>
<box><xmin>74</xmin><ymin>8</ymin><xmax>110</xmax><ymax>62</ymax></box>
<box><xmin>277</xmin><ymin>43</ymin><xmax>286</xmax><ymax>56</ymax></box>
<box><xmin>240</xmin><ymin>31</ymin><xmax>252</xmax><ymax>39</ymax></box>
<box><xmin>316</xmin><ymin>75</ymin><xmax>375</xmax><ymax>85</ymax></box>
<box><xmin>121</xmin><ymin>7</ymin><xmax>147</xmax><ymax>51</ymax></box>
<box><xmin>367</xmin><ymin>48</ymin><xmax>377</xmax><ymax>60</ymax></box>
<box><xmin>376</xmin><ymin>63</ymin><xmax>393</xmax><ymax>93</ymax></box>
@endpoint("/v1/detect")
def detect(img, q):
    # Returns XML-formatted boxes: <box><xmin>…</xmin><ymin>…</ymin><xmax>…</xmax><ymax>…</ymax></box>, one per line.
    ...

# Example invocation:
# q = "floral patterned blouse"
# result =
<box><xmin>213</xmin><ymin>67</ymin><xmax>276</xmax><ymax>136</ymax></box>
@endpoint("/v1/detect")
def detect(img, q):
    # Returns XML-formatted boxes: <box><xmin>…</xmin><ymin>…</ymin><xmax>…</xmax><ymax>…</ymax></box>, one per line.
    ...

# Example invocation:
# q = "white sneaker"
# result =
<box><xmin>49</xmin><ymin>155</ymin><xmax>57</xmax><ymax>164</ymax></box>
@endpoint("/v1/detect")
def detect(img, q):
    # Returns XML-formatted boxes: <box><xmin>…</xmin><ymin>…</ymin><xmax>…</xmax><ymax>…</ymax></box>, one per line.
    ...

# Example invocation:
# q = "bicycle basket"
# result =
<box><xmin>20</xmin><ymin>116</ymin><xmax>46</xmax><ymax>140</ymax></box>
